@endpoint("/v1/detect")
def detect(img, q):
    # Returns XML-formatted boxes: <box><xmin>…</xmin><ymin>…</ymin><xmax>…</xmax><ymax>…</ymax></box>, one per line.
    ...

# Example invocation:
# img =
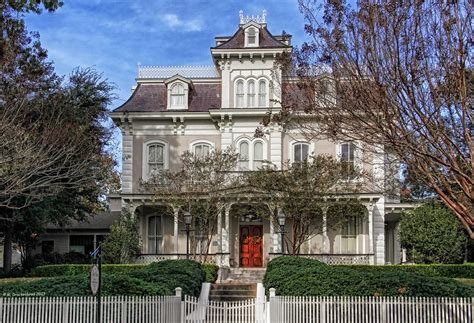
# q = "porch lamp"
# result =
<box><xmin>277</xmin><ymin>209</ymin><xmax>286</xmax><ymax>255</ymax></box>
<box><xmin>184</xmin><ymin>211</ymin><xmax>193</xmax><ymax>259</ymax></box>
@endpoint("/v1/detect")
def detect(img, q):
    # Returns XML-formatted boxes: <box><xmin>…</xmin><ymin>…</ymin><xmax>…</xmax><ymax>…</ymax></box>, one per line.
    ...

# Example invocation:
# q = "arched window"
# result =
<box><xmin>341</xmin><ymin>142</ymin><xmax>357</xmax><ymax>179</ymax></box>
<box><xmin>148</xmin><ymin>143</ymin><xmax>165</xmax><ymax>175</ymax></box>
<box><xmin>239</xmin><ymin>141</ymin><xmax>250</xmax><ymax>170</ymax></box>
<box><xmin>148</xmin><ymin>215</ymin><xmax>163</xmax><ymax>254</ymax></box>
<box><xmin>293</xmin><ymin>142</ymin><xmax>310</xmax><ymax>164</ymax></box>
<box><xmin>253</xmin><ymin>141</ymin><xmax>264</xmax><ymax>169</ymax></box>
<box><xmin>247</xmin><ymin>80</ymin><xmax>255</xmax><ymax>107</ymax></box>
<box><xmin>170</xmin><ymin>83</ymin><xmax>185</xmax><ymax>107</ymax></box>
<box><xmin>247</xmin><ymin>28</ymin><xmax>256</xmax><ymax>45</ymax></box>
<box><xmin>258</xmin><ymin>80</ymin><xmax>266</xmax><ymax>107</ymax></box>
<box><xmin>236</xmin><ymin>80</ymin><xmax>244</xmax><ymax>108</ymax></box>
<box><xmin>193</xmin><ymin>142</ymin><xmax>211</xmax><ymax>158</ymax></box>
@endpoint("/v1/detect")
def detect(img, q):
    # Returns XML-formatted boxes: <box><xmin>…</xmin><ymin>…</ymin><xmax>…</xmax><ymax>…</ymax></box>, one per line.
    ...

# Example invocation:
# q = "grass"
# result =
<box><xmin>454</xmin><ymin>278</ymin><xmax>474</xmax><ymax>287</ymax></box>
<box><xmin>0</xmin><ymin>277</ymin><xmax>42</xmax><ymax>285</ymax></box>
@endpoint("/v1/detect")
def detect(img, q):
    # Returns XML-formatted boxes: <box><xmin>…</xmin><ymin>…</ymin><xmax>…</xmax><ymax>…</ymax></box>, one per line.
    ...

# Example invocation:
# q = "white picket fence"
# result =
<box><xmin>0</xmin><ymin>293</ymin><xmax>181</xmax><ymax>323</ymax></box>
<box><xmin>0</xmin><ymin>288</ymin><xmax>472</xmax><ymax>323</ymax></box>
<box><xmin>268</xmin><ymin>290</ymin><xmax>474</xmax><ymax>323</ymax></box>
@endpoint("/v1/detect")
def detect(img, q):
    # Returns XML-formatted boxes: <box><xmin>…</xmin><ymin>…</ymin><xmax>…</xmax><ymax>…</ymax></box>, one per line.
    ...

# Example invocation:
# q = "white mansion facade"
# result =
<box><xmin>38</xmin><ymin>11</ymin><xmax>411</xmax><ymax>267</ymax></box>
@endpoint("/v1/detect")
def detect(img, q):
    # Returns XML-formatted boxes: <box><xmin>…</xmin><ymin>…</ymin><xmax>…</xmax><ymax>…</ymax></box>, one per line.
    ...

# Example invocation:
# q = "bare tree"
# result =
<box><xmin>269</xmin><ymin>0</ymin><xmax>473</xmax><ymax>237</ymax></box>
<box><xmin>142</xmin><ymin>148</ymin><xmax>241</xmax><ymax>260</ymax></box>
<box><xmin>246</xmin><ymin>155</ymin><xmax>366</xmax><ymax>254</ymax></box>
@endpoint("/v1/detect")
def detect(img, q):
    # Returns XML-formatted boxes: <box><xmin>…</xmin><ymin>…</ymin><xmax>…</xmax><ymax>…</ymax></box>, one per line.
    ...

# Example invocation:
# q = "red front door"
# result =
<box><xmin>240</xmin><ymin>225</ymin><xmax>263</xmax><ymax>268</ymax></box>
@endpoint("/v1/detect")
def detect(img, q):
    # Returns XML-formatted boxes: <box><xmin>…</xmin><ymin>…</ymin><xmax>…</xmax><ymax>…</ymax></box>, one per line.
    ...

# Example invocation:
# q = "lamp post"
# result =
<box><xmin>277</xmin><ymin>209</ymin><xmax>286</xmax><ymax>255</ymax></box>
<box><xmin>184</xmin><ymin>211</ymin><xmax>193</xmax><ymax>259</ymax></box>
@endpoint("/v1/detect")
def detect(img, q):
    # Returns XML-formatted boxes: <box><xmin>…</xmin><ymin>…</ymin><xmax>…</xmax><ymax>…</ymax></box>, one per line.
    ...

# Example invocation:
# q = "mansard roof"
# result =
<box><xmin>113</xmin><ymin>83</ymin><xmax>221</xmax><ymax>113</ymax></box>
<box><xmin>213</xmin><ymin>25</ymin><xmax>290</xmax><ymax>49</ymax></box>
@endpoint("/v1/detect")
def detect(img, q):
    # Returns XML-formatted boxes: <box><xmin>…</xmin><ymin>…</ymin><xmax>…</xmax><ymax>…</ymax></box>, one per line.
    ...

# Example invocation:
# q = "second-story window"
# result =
<box><xmin>194</xmin><ymin>143</ymin><xmax>211</xmax><ymax>158</ymax></box>
<box><xmin>239</xmin><ymin>141</ymin><xmax>250</xmax><ymax>170</ymax></box>
<box><xmin>293</xmin><ymin>142</ymin><xmax>310</xmax><ymax>165</ymax></box>
<box><xmin>258</xmin><ymin>80</ymin><xmax>266</xmax><ymax>107</ymax></box>
<box><xmin>341</xmin><ymin>142</ymin><xmax>357</xmax><ymax>178</ymax></box>
<box><xmin>170</xmin><ymin>83</ymin><xmax>185</xmax><ymax>108</ymax></box>
<box><xmin>247</xmin><ymin>80</ymin><xmax>255</xmax><ymax>107</ymax></box>
<box><xmin>148</xmin><ymin>143</ymin><xmax>165</xmax><ymax>176</ymax></box>
<box><xmin>236</xmin><ymin>80</ymin><xmax>244</xmax><ymax>108</ymax></box>
<box><xmin>253</xmin><ymin>141</ymin><xmax>264</xmax><ymax>169</ymax></box>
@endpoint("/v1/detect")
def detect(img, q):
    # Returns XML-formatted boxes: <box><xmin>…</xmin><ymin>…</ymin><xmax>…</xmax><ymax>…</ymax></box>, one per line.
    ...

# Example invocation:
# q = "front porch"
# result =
<box><xmin>128</xmin><ymin>195</ymin><xmax>386</xmax><ymax>267</ymax></box>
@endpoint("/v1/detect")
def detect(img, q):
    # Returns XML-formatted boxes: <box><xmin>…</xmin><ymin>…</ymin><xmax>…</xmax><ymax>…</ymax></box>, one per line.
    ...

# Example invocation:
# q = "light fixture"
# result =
<box><xmin>184</xmin><ymin>211</ymin><xmax>193</xmax><ymax>225</ymax></box>
<box><xmin>277</xmin><ymin>209</ymin><xmax>286</xmax><ymax>226</ymax></box>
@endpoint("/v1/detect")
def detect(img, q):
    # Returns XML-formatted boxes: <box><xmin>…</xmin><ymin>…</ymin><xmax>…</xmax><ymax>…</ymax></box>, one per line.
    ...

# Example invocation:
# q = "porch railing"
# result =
<box><xmin>268</xmin><ymin>253</ymin><xmax>373</xmax><ymax>265</ymax></box>
<box><xmin>136</xmin><ymin>253</ymin><xmax>226</xmax><ymax>265</ymax></box>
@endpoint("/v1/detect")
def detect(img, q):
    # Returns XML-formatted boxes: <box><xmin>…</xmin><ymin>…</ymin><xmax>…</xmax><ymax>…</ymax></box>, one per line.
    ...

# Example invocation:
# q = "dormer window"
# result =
<box><xmin>244</xmin><ymin>26</ymin><xmax>259</xmax><ymax>47</ymax></box>
<box><xmin>165</xmin><ymin>76</ymin><xmax>191</xmax><ymax>110</ymax></box>
<box><xmin>170</xmin><ymin>83</ymin><xmax>185</xmax><ymax>108</ymax></box>
<box><xmin>248</xmin><ymin>28</ymin><xmax>256</xmax><ymax>44</ymax></box>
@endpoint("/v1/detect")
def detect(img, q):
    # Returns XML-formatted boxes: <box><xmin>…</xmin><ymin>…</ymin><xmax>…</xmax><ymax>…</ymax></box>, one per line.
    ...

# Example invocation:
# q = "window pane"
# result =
<box><xmin>239</xmin><ymin>142</ymin><xmax>249</xmax><ymax>160</ymax></box>
<box><xmin>349</xmin><ymin>143</ymin><xmax>356</xmax><ymax>160</ymax></box>
<box><xmin>294</xmin><ymin>144</ymin><xmax>302</xmax><ymax>162</ymax></box>
<box><xmin>236</xmin><ymin>80</ymin><xmax>244</xmax><ymax>108</ymax></box>
<box><xmin>302</xmin><ymin>144</ymin><xmax>309</xmax><ymax>161</ymax></box>
<box><xmin>248</xmin><ymin>81</ymin><xmax>255</xmax><ymax>107</ymax></box>
<box><xmin>254</xmin><ymin>142</ymin><xmax>263</xmax><ymax>160</ymax></box>
<box><xmin>148</xmin><ymin>238</ymin><xmax>156</xmax><ymax>254</ymax></box>
<box><xmin>148</xmin><ymin>216</ymin><xmax>156</xmax><ymax>236</ymax></box>
<box><xmin>258</xmin><ymin>80</ymin><xmax>266</xmax><ymax>107</ymax></box>
<box><xmin>341</xmin><ymin>143</ymin><xmax>349</xmax><ymax>161</ymax></box>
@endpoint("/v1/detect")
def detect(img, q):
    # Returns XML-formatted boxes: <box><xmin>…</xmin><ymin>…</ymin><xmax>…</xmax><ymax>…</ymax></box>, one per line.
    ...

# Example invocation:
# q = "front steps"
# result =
<box><xmin>222</xmin><ymin>268</ymin><xmax>266</xmax><ymax>283</ymax></box>
<box><xmin>209</xmin><ymin>283</ymin><xmax>256</xmax><ymax>302</ymax></box>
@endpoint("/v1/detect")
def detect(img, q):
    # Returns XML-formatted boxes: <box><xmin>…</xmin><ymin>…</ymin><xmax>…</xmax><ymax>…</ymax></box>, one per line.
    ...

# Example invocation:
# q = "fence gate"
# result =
<box><xmin>183</xmin><ymin>295</ymin><xmax>266</xmax><ymax>323</ymax></box>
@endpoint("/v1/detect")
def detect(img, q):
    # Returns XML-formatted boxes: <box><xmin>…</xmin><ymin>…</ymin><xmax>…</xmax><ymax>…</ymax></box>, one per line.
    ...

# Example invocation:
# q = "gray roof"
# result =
<box><xmin>138</xmin><ymin>65</ymin><xmax>219</xmax><ymax>79</ymax></box>
<box><xmin>46</xmin><ymin>211</ymin><xmax>121</xmax><ymax>231</ymax></box>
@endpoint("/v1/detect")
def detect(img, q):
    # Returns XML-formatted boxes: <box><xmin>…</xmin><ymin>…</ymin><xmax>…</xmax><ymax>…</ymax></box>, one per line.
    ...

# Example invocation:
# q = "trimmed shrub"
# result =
<box><xmin>337</xmin><ymin>264</ymin><xmax>474</xmax><ymax>279</ymax></box>
<box><xmin>400</xmin><ymin>203</ymin><xmax>467</xmax><ymax>264</ymax></box>
<box><xmin>31</xmin><ymin>264</ymin><xmax>146</xmax><ymax>277</ymax></box>
<box><xmin>264</xmin><ymin>256</ymin><xmax>474</xmax><ymax>297</ymax></box>
<box><xmin>3</xmin><ymin>260</ymin><xmax>206</xmax><ymax>297</ymax></box>
<box><xmin>203</xmin><ymin>263</ymin><xmax>219</xmax><ymax>283</ymax></box>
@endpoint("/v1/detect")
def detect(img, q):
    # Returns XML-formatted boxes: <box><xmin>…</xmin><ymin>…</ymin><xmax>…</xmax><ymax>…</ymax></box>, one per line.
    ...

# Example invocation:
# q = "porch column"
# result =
<box><xmin>322</xmin><ymin>207</ymin><xmax>329</xmax><ymax>253</ymax></box>
<box><xmin>220</xmin><ymin>203</ymin><xmax>231</xmax><ymax>267</ymax></box>
<box><xmin>367</xmin><ymin>203</ymin><xmax>374</xmax><ymax>264</ymax></box>
<box><xmin>173</xmin><ymin>206</ymin><xmax>179</xmax><ymax>256</ymax></box>
<box><xmin>273</xmin><ymin>208</ymin><xmax>282</xmax><ymax>254</ymax></box>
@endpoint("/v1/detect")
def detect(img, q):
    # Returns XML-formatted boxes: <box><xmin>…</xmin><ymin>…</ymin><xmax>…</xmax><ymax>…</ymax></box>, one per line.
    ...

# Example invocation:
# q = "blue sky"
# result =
<box><xmin>25</xmin><ymin>0</ymin><xmax>308</xmax><ymax>108</ymax></box>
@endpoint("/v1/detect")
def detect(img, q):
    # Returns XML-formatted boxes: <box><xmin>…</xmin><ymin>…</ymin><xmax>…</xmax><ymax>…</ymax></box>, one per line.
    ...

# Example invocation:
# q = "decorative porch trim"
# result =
<box><xmin>268</xmin><ymin>253</ymin><xmax>374</xmax><ymax>265</ymax></box>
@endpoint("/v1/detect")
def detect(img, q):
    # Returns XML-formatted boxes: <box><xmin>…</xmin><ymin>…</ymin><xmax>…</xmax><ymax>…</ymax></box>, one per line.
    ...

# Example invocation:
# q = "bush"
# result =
<box><xmin>202</xmin><ymin>263</ymin><xmax>219</xmax><ymax>283</ymax></box>
<box><xmin>337</xmin><ymin>264</ymin><xmax>474</xmax><ymax>279</ymax></box>
<box><xmin>31</xmin><ymin>264</ymin><xmax>146</xmax><ymax>277</ymax></box>
<box><xmin>131</xmin><ymin>260</ymin><xmax>205</xmax><ymax>297</ymax></box>
<box><xmin>24</xmin><ymin>260</ymin><xmax>207</xmax><ymax>297</ymax></box>
<box><xmin>264</xmin><ymin>256</ymin><xmax>474</xmax><ymax>297</ymax></box>
<box><xmin>400</xmin><ymin>203</ymin><xmax>467</xmax><ymax>264</ymax></box>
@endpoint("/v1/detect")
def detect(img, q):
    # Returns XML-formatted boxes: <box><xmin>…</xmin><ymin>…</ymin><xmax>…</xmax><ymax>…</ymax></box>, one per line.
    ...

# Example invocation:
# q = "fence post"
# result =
<box><xmin>62</xmin><ymin>297</ymin><xmax>69</xmax><ymax>323</ymax></box>
<box><xmin>269</xmin><ymin>288</ymin><xmax>277</xmax><ymax>323</ymax></box>
<box><xmin>175</xmin><ymin>288</ymin><xmax>182</xmax><ymax>323</ymax></box>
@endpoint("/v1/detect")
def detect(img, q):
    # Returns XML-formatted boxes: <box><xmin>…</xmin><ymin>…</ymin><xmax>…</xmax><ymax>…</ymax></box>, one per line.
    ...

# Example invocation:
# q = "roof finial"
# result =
<box><xmin>262</xmin><ymin>9</ymin><xmax>267</xmax><ymax>23</ymax></box>
<box><xmin>239</xmin><ymin>10</ymin><xmax>244</xmax><ymax>24</ymax></box>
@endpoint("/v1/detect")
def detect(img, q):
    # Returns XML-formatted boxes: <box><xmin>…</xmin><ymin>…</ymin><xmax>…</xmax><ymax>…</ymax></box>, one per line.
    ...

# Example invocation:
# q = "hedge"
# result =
<box><xmin>1</xmin><ymin>260</ymin><xmax>205</xmax><ymax>297</ymax></box>
<box><xmin>31</xmin><ymin>264</ymin><xmax>146</xmax><ymax>277</ymax></box>
<box><xmin>336</xmin><ymin>264</ymin><xmax>474</xmax><ymax>279</ymax></box>
<box><xmin>264</xmin><ymin>256</ymin><xmax>474</xmax><ymax>297</ymax></box>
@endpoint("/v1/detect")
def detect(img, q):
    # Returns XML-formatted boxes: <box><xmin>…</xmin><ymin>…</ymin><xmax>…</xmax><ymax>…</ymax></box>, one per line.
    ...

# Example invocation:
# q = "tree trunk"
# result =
<box><xmin>3</xmin><ymin>224</ymin><xmax>13</xmax><ymax>273</ymax></box>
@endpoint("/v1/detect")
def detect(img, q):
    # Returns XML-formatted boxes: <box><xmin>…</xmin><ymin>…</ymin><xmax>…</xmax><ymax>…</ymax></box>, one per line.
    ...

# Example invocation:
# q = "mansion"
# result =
<box><xmin>39</xmin><ymin>11</ymin><xmax>412</xmax><ymax>268</ymax></box>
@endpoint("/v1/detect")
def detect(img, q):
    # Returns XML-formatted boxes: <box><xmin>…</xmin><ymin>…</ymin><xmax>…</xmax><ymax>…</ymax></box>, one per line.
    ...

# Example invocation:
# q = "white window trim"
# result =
<box><xmin>234</xmin><ymin>78</ymin><xmax>245</xmax><ymax>108</ymax></box>
<box><xmin>257</xmin><ymin>78</ymin><xmax>268</xmax><ymax>107</ymax></box>
<box><xmin>189</xmin><ymin>140</ymin><xmax>215</xmax><ymax>155</ymax></box>
<box><xmin>233</xmin><ymin>77</ymin><xmax>269</xmax><ymax>108</ymax></box>
<box><xmin>236</xmin><ymin>137</ymin><xmax>267</xmax><ymax>170</ymax></box>
<box><xmin>147</xmin><ymin>214</ymin><xmax>164</xmax><ymax>254</ymax></box>
<box><xmin>142</xmin><ymin>140</ymin><xmax>169</xmax><ymax>180</ymax></box>
<box><xmin>336</xmin><ymin>140</ymin><xmax>363</xmax><ymax>181</ymax></box>
<box><xmin>244</xmin><ymin>26</ymin><xmax>259</xmax><ymax>47</ymax></box>
<box><xmin>289</xmin><ymin>140</ymin><xmax>315</xmax><ymax>164</ymax></box>
<box><xmin>167</xmin><ymin>81</ymin><xmax>189</xmax><ymax>110</ymax></box>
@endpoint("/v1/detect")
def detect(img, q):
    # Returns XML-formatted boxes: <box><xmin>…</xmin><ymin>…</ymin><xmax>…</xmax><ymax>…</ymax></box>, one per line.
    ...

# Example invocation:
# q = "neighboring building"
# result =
<box><xmin>41</xmin><ymin>11</ymin><xmax>412</xmax><ymax>267</ymax></box>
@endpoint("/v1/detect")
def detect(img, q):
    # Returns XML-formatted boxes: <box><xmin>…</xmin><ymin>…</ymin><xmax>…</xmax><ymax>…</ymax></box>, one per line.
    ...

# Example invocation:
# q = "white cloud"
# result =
<box><xmin>160</xmin><ymin>14</ymin><xmax>202</xmax><ymax>32</ymax></box>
